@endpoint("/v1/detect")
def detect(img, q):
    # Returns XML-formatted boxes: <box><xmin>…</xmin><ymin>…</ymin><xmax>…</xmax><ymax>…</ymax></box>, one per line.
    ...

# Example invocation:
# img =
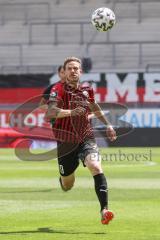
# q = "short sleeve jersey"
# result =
<box><xmin>49</xmin><ymin>83</ymin><xmax>96</xmax><ymax>143</ymax></box>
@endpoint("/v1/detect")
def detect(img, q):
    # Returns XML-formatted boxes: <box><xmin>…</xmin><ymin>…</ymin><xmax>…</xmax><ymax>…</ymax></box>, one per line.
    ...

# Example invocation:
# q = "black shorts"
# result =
<box><xmin>57</xmin><ymin>138</ymin><xmax>99</xmax><ymax>176</ymax></box>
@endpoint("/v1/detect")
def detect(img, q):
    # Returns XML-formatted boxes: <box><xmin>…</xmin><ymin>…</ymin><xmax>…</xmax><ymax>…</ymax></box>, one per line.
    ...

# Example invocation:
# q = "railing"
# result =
<box><xmin>54</xmin><ymin>0</ymin><xmax>160</xmax><ymax>23</ymax></box>
<box><xmin>146</xmin><ymin>64</ymin><xmax>160</xmax><ymax>72</ymax></box>
<box><xmin>0</xmin><ymin>65</ymin><xmax>57</xmax><ymax>75</ymax></box>
<box><xmin>0</xmin><ymin>2</ymin><xmax>51</xmax><ymax>25</ymax></box>
<box><xmin>0</xmin><ymin>0</ymin><xmax>160</xmax><ymax>24</ymax></box>
<box><xmin>0</xmin><ymin>1</ymin><xmax>160</xmax><ymax>73</ymax></box>
<box><xmin>0</xmin><ymin>40</ymin><xmax>160</xmax><ymax>73</ymax></box>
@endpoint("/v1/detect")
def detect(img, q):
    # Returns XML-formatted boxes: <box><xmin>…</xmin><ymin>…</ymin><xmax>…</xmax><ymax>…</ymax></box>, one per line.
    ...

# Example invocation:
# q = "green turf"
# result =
<box><xmin>0</xmin><ymin>147</ymin><xmax>160</xmax><ymax>240</ymax></box>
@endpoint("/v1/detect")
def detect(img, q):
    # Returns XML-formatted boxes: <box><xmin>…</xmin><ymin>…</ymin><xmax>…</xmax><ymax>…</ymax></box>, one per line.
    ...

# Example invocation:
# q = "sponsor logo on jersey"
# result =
<box><xmin>49</xmin><ymin>92</ymin><xmax>57</xmax><ymax>100</ymax></box>
<box><xmin>82</xmin><ymin>90</ymin><xmax>89</xmax><ymax>98</ymax></box>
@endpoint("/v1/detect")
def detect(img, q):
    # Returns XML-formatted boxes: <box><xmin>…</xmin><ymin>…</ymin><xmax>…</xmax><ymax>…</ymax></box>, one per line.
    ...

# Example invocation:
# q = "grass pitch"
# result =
<box><xmin>0</xmin><ymin>147</ymin><xmax>160</xmax><ymax>240</ymax></box>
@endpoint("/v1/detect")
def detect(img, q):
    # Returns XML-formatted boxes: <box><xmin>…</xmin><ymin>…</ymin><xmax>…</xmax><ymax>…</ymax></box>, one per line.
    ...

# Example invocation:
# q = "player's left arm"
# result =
<box><xmin>89</xmin><ymin>102</ymin><xmax>117</xmax><ymax>141</ymax></box>
<box><xmin>87</xmin><ymin>86</ymin><xmax>117</xmax><ymax>142</ymax></box>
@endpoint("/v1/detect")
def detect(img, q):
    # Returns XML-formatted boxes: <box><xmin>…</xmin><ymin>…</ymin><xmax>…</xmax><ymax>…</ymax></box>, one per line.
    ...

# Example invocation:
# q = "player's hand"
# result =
<box><xmin>71</xmin><ymin>106</ymin><xmax>86</xmax><ymax>116</ymax></box>
<box><xmin>106</xmin><ymin>125</ymin><xmax>117</xmax><ymax>141</ymax></box>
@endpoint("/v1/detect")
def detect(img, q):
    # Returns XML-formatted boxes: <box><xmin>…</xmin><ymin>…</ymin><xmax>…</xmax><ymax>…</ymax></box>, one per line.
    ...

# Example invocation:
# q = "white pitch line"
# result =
<box><xmin>108</xmin><ymin>161</ymin><xmax>158</xmax><ymax>167</ymax></box>
<box><xmin>144</xmin><ymin>161</ymin><xmax>157</xmax><ymax>166</ymax></box>
<box><xmin>0</xmin><ymin>200</ymin><xmax>86</xmax><ymax>215</ymax></box>
<box><xmin>0</xmin><ymin>178</ymin><xmax>160</xmax><ymax>189</ymax></box>
<box><xmin>0</xmin><ymin>155</ymin><xmax>158</xmax><ymax>168</ymax></box>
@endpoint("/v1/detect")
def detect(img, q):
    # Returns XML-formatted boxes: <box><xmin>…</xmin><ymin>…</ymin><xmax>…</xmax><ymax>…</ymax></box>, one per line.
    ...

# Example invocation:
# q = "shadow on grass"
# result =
<box><xmin>0</xmin><ymin>227</ymin><xmax>107</xmax><ymax>235</ymax></box>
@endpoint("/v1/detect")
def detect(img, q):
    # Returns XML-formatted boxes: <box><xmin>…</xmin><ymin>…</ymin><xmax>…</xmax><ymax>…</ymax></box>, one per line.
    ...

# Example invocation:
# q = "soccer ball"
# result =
<box><xmin>91</xmin><ymin>7</ymin><xmax>116</xmax><ymax>32</ymax></box>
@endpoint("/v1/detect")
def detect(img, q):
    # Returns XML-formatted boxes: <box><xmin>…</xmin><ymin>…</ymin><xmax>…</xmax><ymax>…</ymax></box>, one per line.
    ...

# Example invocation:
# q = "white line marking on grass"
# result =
<box><xmin>0</xmin><ymin>179</ymin><xmax>54</xmax><ymax>188</ymax></box>
<box><xmin>0</xmin><ymin>200</ymin><xmax>83</xmax><ymax>216</ymax></box>
<box><xmin>107</xmin><ymin>161</ymin><xmax>158</xmax><ymax>167</ymax></box>
<box><xmin>109</xmin><ymin>178</ymin><xmax>160</xmax><ymax>189</ymax></box>
<box><xmin>71</xmin><ymin>178</ymin><xmax>160</xmax><ymax>189</ymax></box>
<box><xmin>0</xmin><ymin>177</ymin><xmax>160</xmax><ymax>189</ymax></box>
<box><xmin>0</xmin><ymin>166</ymin><xmax>56</xmax><ymax>170</ymax></box>
<box><xmin>0</xmin><ymin>156</ymin><xmax>18</xmax><ymax>160</ymax></box>
<box><xmin>144</xmin><ymin>161</ymin><xmax>157</xmax><ymax>166</ymax></box>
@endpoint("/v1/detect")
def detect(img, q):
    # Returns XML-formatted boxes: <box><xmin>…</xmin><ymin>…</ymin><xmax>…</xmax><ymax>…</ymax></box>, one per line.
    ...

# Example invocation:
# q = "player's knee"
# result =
<box><xmin>86</xmin><ymin>162</ymin><xmax>102</xmax><ymax>175</ymax></box>
<box><xmin>85</xmin><ymin>154</ymin><xmax>102</xmax><ymax>175</ymax></box>
<box><xmin>61</xmin><ymin>177</ymin><xmax>75</xmax><ymax>191</ymax></box>
<box><xmin>63</xmin><ymin>182</ymin><xmax>74</xmax><ymax>191</ymax></box>
<box><xmin>60</xmin><ymin>173</ymin><xmax>75</xmax><ymax>191</ymax></box>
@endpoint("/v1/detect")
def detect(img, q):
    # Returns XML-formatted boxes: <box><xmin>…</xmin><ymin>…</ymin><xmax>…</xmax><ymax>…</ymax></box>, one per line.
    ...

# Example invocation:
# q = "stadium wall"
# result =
<box><xmin>1</xmin><ymin>72</ymin><xmax>160</xmax><ymax>103</ymax></box>
<box><xmin>0</xmin><ymin>72</ymin><xmax>160</xmax><ymax>147</ymax></box>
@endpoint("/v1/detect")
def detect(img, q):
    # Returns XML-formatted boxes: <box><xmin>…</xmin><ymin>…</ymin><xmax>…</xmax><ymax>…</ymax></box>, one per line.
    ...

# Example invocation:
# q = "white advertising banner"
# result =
<box><xmin>120</xmin><ymin>109</ymin><xmax>160</xmax><ymax>128</ymax></box>
<box><xmin>0</xmin><ymin>108</ymin><xmax>160</xmax><ymax>128</ymax></box>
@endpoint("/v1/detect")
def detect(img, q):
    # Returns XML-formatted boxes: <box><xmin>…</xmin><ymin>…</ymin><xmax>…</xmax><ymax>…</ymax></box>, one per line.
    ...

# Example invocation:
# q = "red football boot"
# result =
<box><xmin>101</xmin><ymin>209</ymin><xmax>114</xmax><ymax>224</ymax></box>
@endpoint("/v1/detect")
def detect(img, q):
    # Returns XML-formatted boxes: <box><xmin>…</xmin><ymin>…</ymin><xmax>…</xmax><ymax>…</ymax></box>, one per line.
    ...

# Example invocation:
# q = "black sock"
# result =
<box><xmin>93</xmin><ymin>173</ymin><xmax>108</xmax><ymax>211</ymax></box>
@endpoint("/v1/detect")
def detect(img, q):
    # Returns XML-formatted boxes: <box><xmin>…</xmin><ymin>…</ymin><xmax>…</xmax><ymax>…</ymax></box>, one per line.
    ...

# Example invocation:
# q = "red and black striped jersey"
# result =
<box><xmin>49</xmin><ymin>83</ymin><xmax>96</xmax><ymax>143</ymax></box>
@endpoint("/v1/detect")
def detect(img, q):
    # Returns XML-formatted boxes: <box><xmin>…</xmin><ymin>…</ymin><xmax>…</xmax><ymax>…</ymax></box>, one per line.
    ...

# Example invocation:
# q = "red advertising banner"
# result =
<box><xmin>1</xmin><ymin>72</ymin><xmax>160</xmax><ymax>103</ymax></box>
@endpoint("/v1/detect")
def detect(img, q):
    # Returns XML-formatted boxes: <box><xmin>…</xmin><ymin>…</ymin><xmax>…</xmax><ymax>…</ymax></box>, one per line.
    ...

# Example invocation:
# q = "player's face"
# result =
<box><xmin>65</xmin><ymin>61</ymin><xmax>82</xmax><ymax>88</ymax></box>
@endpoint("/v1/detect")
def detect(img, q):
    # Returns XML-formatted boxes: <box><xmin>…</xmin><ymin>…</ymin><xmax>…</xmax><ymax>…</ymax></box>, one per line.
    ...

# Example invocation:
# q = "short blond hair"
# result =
<box><xmin>63</xmin><ymin>57</ymin><xmax>82</xmax><ymax>70</ymax></box>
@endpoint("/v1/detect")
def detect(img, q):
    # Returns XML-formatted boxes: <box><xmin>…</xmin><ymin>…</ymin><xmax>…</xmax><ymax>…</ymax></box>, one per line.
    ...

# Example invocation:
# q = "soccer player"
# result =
<box><xmin>39</xmin><ymin>65</ymin><xmax>65</xmax><ymax>107</ymax></box>
<box><xmin>46</xmin><ymin>57</ymin><xmax>117</xmax><ymax>225</ymax></box>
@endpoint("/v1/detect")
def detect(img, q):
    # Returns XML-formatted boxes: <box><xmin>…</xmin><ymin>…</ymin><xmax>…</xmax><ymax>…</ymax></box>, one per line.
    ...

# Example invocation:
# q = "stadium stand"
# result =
<box><xmin>0</xmin><ymin>0</ymin><xmax>159</xmax><ymax>73</ymax></box>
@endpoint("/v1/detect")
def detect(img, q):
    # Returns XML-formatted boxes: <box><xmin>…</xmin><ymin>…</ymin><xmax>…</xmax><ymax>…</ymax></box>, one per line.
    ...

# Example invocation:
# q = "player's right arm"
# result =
<box><xmin>45</xmin><ymin>85</ymin><xmax>85</xmax><ymax>119</ymax></box>
<box><xmin>46</xmin><ymin>102</ymin><xmax>85</xmax><ymax>119</ymax></box>
<box><xmin>46</xmin><ymin>101</ymin><xmax>70</xmax><ymax>119</ymax></box>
